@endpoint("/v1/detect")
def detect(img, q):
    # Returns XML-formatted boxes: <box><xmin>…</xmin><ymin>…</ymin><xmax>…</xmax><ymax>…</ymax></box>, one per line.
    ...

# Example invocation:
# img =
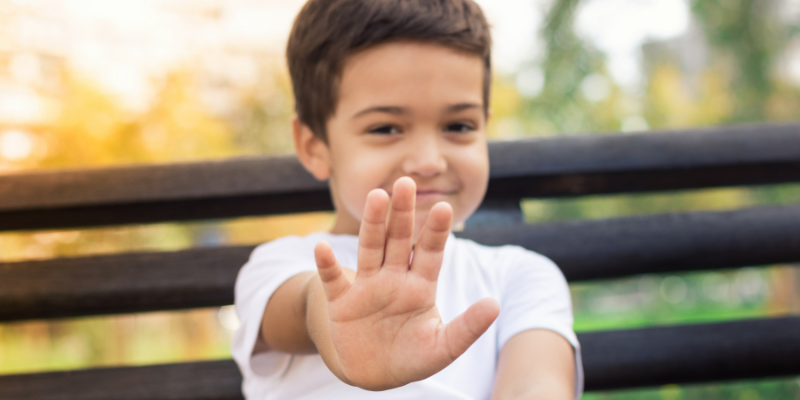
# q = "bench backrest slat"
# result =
<box><xmin>2</xmin><ymin>123</ymin><xmax>799</xmax><ymax>232</ymax></box>
<box><xmin>3</xmin><ymin>203</ymin><xmax>799</xmax><ymax>322</ymax></box>
<box><xmin>1</xmin><ymin>317</ymin><xmax>798</xmax><ymax>398</ymax></box>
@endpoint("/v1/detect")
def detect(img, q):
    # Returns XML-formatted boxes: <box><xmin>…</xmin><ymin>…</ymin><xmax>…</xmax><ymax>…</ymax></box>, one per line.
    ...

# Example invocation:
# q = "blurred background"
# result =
<box><xmin>1</xmin><ymin>0</ymin><xmax>799</xmax><ymax>398</ymax></box>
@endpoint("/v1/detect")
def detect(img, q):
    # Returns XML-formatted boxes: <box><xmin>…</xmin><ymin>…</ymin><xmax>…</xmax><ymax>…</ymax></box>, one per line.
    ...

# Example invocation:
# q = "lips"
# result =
<box><xmin>413</xmin><ymin>189</ymin><xmax>456</xmax><ymax>202</ymax></box>
<box><xmin>384</xmin><ymin>181</ymin><xmax>460</xmax><ymax>203</ymax></box>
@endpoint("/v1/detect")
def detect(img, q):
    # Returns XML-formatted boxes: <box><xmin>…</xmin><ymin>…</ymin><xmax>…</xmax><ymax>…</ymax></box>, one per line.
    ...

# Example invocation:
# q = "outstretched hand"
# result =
<box><xmin>313</xmin><ymin>177</ymin><xmax>500</xmax><ymax>390</ymax></box>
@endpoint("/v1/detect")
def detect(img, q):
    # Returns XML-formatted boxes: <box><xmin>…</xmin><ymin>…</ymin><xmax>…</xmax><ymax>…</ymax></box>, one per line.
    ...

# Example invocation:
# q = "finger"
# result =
<box><xmin>383</xmin><ymin>177</ymin><xmax>415</xmax><ymax>270</ymax></box>
<box><xmin>357</xmin><ymin>189</ymin><xmax>390</xmax><ymax>278</ymax></box>
<box><xmin>410</xmin><ymin>201</ymin><xmax>452</xmax><ymax>281</ymax></box>
<box><xmin>442</xmin><ymin>298</ymin><xmax>500</xmax><ymax>361</ymax></box>
<box><xmin>314</xmin><ymin>241</ymin><xmax>351</xmax><ymax>302</ymax></box>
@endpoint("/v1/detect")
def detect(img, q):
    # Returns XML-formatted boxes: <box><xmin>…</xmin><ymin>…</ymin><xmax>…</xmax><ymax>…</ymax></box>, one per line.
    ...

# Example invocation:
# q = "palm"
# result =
<box><xmin>329</xmin><ymin>264</ymin><xmax>442</xmax><ymax>385</ymax></box>
<box><xmin>314</xmin><ymin>177</ymin><xmax>499</xmax><ymax>390</ymax></box>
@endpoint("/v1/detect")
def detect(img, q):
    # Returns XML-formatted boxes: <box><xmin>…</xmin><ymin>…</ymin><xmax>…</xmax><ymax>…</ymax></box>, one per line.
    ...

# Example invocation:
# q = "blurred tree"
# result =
<box><xmin>39</xmin><ymin>71</ymin><xmax>138</xmax><ymax>168</ymax></box>
<box><xmin>224</xmin><ymin>63</ymin><xmax>295</xmax><ymax>155</ymax></box>
<box><xmin>522</xmin><ymin>0</ymin><xmax>800</xmax><ymax>137</ymax></box>
<box><xmin>691</xmin><ymin>0</ymin><xmax>794</xmax><ymax>123</ymax></box>
<box><xmin>32</xmin><ymin>68</ymin><xmax>238</xmax><ymax>169</ymax></box>
<box><xmin>523</xmin><ymin>0</ymin><xmax>616</xmax><ymax>135</ymax></box>
<box><xmin>138</xmin><ymin>70</ymin><xmax>236</xmax><ymax>163</ymax></box>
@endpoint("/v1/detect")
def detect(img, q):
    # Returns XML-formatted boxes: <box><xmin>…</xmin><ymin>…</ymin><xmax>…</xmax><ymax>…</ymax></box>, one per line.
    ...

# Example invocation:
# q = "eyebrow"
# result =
<box><xmin>352</xmin><ymin>106</ymin><xmax>407</xmax><ymax>119</ymax></box>
<box><xmin>352</xmin><ymin>103</ymin><xmax>482</xmax><ymax>119</ymax></box>
<box><xmin>446</xmin><ymin>103</ymin><xmax>482</xmax><ymax>113</ymax></box>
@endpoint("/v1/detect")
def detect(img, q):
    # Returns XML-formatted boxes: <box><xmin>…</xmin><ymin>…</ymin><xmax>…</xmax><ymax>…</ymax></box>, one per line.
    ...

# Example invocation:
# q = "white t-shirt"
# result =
<box><xmin>232</xmin><ymin>232</ymin><xmax>583</xmax><ymax>400</ymax></box>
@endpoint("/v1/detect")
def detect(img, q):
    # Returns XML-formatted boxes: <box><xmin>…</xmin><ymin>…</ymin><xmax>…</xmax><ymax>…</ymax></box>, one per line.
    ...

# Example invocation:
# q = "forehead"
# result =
<box><xmin>336</xmin><ymin>41</ymin><xmax>484</xmax><ymax>115</ymax></box>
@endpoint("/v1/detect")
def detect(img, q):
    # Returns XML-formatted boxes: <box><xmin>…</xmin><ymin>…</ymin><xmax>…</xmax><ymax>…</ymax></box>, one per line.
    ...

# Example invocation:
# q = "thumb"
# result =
<box><xmin>442</xmin><ymin>298</ymin><xmax>500</xmax><ymax>361</ymax></box>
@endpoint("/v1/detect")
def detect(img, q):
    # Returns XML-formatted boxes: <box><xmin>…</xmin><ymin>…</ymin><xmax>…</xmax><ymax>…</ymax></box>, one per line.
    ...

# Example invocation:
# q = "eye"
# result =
<box><xmin>367</xmin><ymin>124</ymin><xmax>401</xmax><ymax>135</ymax></box>
<box><xmin>444</xmin><ymin>122</ymin><xmax>476</xmax><ymax>133</ymax></box>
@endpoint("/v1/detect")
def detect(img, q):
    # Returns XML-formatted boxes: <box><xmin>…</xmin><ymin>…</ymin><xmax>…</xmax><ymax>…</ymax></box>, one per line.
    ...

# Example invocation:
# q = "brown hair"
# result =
<box><xmin>287</xmin><ymin>0</ymin><xmax>492</xmax><ymax>141</ymax></box>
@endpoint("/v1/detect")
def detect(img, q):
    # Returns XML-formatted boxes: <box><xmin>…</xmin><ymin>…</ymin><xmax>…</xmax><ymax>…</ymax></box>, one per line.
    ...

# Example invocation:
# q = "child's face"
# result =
<box><xmin>297</xmin><ymin>41</ymin><xmax>489</xmax><ymax>239</ymax></box>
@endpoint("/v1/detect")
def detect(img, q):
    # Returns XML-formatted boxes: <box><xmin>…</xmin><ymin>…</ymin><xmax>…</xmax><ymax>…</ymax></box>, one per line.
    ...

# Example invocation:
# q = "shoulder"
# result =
<box><xmin>235</xmin><ymin>232</ymin><xmax>356</xmax><ymax>308</ymax></box>
<box><xmin>249</xmin><ymin>231</ymin><xmax>358</xmax><ymax>262</ymax></box>
<box><xmin>238</xmin><ymin>232</ymin><xmax>330</xmax><ymax>285</ymax></box>
<box><xmin>248</xmin><ymin>232</ymin><xmax>327</xmax><ymax>263</ymax></box>
<box><xmin>449</xmin><ymin>236</ymin><xmax>569</xmax><ymax>301</ymax></box>
<box><xmin>453</xmin><ymin>240</ymin><xmax>578</xmax><ymax>351</ymax></box>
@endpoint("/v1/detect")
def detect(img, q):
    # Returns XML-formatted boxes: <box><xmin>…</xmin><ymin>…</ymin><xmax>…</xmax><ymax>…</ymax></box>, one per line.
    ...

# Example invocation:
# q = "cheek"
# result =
<box><xmin>331</xmin><ymin>149</ymin><xmax>398</xmax><ymax>220</ymax></box>
<box><xmin>453</xmin><ymin>147</ymin><xmax>489</xmax><ymax>223</ymax></box>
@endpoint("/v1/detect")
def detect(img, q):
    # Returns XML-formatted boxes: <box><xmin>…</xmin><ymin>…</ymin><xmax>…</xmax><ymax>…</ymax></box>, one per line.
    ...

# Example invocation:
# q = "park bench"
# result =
<box><xmin>1</xmin><ymin>122</ymin><xmax>799</xmax><ymax>399</ymax></box>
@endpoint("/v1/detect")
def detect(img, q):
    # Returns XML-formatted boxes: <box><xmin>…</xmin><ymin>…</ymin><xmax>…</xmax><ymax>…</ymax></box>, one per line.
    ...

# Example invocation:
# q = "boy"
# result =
<box><xmin>232</xmin><ymin>0</ymin><xmax>583</xmax><ymax>398</ymax></box>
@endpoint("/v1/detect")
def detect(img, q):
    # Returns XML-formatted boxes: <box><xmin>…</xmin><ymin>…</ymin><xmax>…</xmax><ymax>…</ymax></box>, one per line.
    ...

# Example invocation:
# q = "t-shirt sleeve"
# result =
<box><xmin>230</xmin><ymin>235</ymin><xmax>319</xmax><ymax>378</ymax></box>
<box><xmin>495</xmin><ymin>246</ymin><xmax>584</xmax><ymax>398</ymax></box>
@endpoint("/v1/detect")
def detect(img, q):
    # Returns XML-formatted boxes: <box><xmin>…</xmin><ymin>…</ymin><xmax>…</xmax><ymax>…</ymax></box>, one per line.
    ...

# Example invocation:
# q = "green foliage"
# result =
<box><xmin>521</xmin><ymin>0</ymin><xmax>619</xmax><ymax>134</ymax></box>
<box><xmin>691</xmin><ymin>0</ymin><xmax>788</xmax><ymax>122</ymax></box>
<box><xmin>522</xmin><ymin>0</ymin><xmax>800</xmax><ymax>135</ymax></box>
<box><xmin>584</xmin><ymin>379</ymin><xmax>800</xmax><ymax>400</ymax></box>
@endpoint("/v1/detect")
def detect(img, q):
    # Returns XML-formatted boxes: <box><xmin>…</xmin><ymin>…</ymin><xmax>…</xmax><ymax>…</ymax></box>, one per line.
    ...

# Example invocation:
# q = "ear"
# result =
<box><xmin>293</xmin><ymin>115</ymin><xmax>331</xmax><ymax>181</ymax></box>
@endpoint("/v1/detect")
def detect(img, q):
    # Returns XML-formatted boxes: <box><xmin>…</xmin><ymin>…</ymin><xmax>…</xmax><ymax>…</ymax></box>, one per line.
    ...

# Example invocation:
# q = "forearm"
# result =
<box><xmin>259</xmin><ymin>272</ymin><xmax>317</xmax><ymax>353</ymax></box>
<box><xmin>492</xmin><ymin>330</ymin><xmax>575</xmax><ymax>400</ymax></box>
<box><xmin>259</xmin><ymin>268</ymin><xmax>357</xmax><ymax>385</ymax></box>
<box><xmin>493</xmin><ymin>384</ymin><xmax>573</xmax><ymax>400</ymax></box>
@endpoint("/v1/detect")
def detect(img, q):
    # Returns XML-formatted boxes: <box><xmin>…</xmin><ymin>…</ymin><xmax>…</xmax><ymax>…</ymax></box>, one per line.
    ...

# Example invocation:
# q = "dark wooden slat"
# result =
<box><xmin>0</xmin><ymin>246</ymin><xmax>253</xmax><ymax>321</ymax></box>
<box><xmin>0</xmin><ymin>155</ymin><xmax>332</xmax><ymax>232</ymax></box>
<box><xmin>486</xmin><ymin>123</ymin><xmax>800</xmax><ymax>178</ymax></box>
<box><xmin>2</xmin><ymin>123</ymin><xmax>799</xmax><ymax>231</ymax></box>
<box><xmin>459</xmin><ymin>203</ymin><xmax>800</xmax><ymax>282</ymax></box>
<box><xmin>1</xmin><ymin>317</ymin><xmax>798</xmax><ymax>398</ymax></box>
<box><xmin>0</xmin><ymin>191</ymin><xmax>334</xmax><ymax>233</ymax></box>
<box><xmin>580</xmin><ymin>316</ymin><xmax>800</xmax><ymax>390</ymax></box>
<box><xmin>2</xmin><ymin>204</ymin><xmax>799</xmax><ymax>322</ymax></box>
<box><xmin>0</xmin><ymin>155</ymin><xmax>323</xmax><ymax>211</ymax></box>
<box><xmin>0</xmin><ymin>360</ymin><xmax>243</xmax><ymax>400</ymax></box>
<box><xmin>486</xmin><ymin>161</ymin><xmax>800</xmax><ymax>200</ymax></box>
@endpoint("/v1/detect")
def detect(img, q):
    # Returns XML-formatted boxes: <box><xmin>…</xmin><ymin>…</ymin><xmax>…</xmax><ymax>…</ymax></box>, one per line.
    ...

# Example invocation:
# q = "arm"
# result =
<box><xmin>258</xmin><ymin>267</ymin><xmax>358</xmax><ymax>378</ymax></box>
<box><xmin>257</xmin><ymin>270</ymin><xmax>344</xmax><ymax>354</ymax></box>
<box><xmin>258</xmin><ymin>177</ymin><xmax>499</xmax><ymax>390</ymax></box>
<box><xmin>491</xmin><ymin>329</ymin><xmax>575</xmax><ymax>400</ymax></box>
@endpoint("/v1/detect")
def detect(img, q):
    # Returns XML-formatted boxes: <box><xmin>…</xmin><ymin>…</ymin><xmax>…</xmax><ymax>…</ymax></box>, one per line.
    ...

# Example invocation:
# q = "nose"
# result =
<box><xmin>401</xmin><ymin>132</ymin><xmax>447</xmax><ymax>178</ymax></box>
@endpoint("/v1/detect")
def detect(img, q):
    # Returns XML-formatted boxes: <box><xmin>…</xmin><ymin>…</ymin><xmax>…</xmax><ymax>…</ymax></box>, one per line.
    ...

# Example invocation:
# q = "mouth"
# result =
<box><xmin>413</xmin><ymin>190</ymin><xmax>456</xmax><ymax>202</ymax></box>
